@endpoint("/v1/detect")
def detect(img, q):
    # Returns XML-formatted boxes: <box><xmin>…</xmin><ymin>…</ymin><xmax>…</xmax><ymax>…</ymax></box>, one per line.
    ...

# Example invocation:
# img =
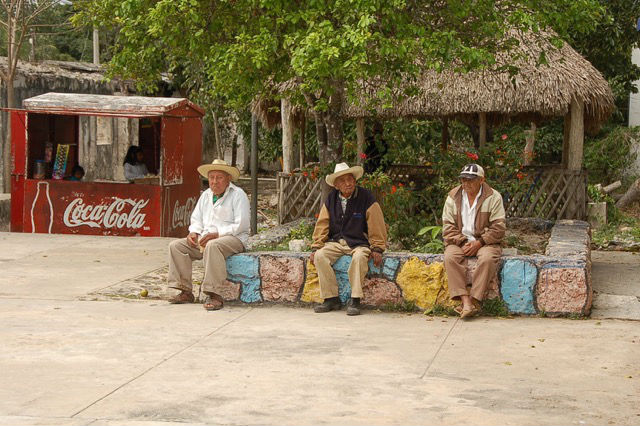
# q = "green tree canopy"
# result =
<box><xmin>73</xmin><ymin>0</ymin><xmax>605</xmax><ymax>161</ymax></box>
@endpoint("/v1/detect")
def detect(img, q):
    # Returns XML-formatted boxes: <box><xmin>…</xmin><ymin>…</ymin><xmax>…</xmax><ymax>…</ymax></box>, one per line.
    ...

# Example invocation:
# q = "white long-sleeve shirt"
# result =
<box><xmin>188</xmin><ymin>183</ymin><xmax>250</xmax><ymax>246</ymax></box>
<box><xmin>461</xmin><ymin>187</ymin><xmax>482</xmax><ymax>242</ymax></box>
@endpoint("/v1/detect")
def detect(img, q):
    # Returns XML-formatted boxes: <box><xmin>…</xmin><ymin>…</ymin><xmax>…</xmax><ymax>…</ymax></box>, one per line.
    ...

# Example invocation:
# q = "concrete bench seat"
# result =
<box><xmin>193</xmin><ymin>220</ymin><xmax>592</xmax><ymax>316</ymax></box>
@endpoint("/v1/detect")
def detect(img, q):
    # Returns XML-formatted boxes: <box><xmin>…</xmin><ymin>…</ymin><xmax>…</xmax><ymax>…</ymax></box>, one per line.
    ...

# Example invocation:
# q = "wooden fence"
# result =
<box><xmin>504</xmin><ymin>166</ymin><xmax>587</xmax><ymax>220</ymax></box>
<box><xmin>277</xmin><ymin>172</ymin><xmax>323</xmax><ymax>224</ymax></box>
<box><xmin>277</xmin><ymin>166</ymin><xmax>587</xmax><ymax>224</ymax></box>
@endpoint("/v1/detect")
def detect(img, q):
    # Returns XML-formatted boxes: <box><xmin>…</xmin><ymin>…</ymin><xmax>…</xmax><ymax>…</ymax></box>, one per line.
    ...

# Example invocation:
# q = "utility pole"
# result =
<box><xmin>93</xmin><ymin>27</ymin><xmax>99</xmax><ymax>65</ymax></box>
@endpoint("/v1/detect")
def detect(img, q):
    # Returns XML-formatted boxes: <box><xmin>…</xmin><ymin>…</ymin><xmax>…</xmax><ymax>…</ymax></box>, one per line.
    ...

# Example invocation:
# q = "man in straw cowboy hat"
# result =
<box><xmin>442</xmin><ymin>163</ymin><xmax>505</xmax><ymax>319</ymax></box>
<box><xmin>310</xmin><ymin>162</ymin><xmax>387</xmax><ymax>316</ymax></box>
<box><xmin>167</xmin><ymin>159</ymin><xmax>250</xmax><ymax>311</ymax></box>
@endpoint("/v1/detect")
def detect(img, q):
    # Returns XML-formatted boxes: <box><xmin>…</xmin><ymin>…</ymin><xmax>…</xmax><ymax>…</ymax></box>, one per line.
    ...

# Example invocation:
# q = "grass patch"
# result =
<box><xmin>380</xmin><ymin>299</ymin><xmax>420</xmax><ymax>312</ymax></box>
<box><xmin>424</xmin><ymin>304</ymin><xmax>458</xmax><ymax>316</ymax></box>
<box><xmin>480</xmin><ymin>298</ymin><xmax>510</xmax><ymax>317</ymax></box>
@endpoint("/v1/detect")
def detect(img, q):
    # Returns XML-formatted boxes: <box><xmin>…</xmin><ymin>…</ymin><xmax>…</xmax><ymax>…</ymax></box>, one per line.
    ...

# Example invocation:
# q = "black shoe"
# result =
<box><xmin>314</xmin><ymin>297</ymin><xmax>342</xmax><ymax>313</ymax></box>
<box><xmin>346</xmin><ymin>298</ymin><xmax>361</xmax><ymax>316</ymax></box>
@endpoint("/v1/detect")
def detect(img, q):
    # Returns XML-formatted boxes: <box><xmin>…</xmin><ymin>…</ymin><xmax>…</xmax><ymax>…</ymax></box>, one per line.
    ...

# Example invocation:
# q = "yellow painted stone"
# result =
<box><xmin>396</xmin><ymin>258</ymin><xmax>444</xmax><ymax>309</ymax></box>
<box><xmin>301</xmin><ymin>260</ymin><xmax>323</xmax><ymax>303</ymax></box>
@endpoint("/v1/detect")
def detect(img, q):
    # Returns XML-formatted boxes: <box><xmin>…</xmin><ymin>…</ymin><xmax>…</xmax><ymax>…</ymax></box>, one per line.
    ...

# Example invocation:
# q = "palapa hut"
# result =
<box><xmin>258</xmin><ymin>30</ymin><xmax>614</xmax><ymax>220</ymax></box>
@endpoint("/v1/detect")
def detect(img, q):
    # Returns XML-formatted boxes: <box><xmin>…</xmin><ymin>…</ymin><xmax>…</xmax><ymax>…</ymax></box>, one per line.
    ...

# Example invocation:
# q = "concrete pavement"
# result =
<box><xmin>0</xmin><ymin>232</ymin><xmax>639</xmax><ymax>425</ymax></box>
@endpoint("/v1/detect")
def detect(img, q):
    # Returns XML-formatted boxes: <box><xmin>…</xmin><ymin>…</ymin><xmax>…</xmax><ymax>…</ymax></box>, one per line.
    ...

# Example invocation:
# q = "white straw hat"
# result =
<box><xmin>197</xmin><ymin>159</ymin><xmax>240</xmax><ymax>181</ymax></box>
<box><xmin>325</xmin><ymin>162</ymin><xmax>364</xmax><ymax>187</ymax></box>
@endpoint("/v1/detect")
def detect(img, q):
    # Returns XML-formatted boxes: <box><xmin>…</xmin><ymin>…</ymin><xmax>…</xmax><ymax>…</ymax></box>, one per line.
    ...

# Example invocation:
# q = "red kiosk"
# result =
<box><xmin>10</xmin><ymin>93</ymin><xmax>204</xmax><ymax>237</ymax></box>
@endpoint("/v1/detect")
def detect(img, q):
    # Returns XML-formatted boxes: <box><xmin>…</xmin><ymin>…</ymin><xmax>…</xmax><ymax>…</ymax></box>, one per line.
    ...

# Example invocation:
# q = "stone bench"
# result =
<box><xmin>192</xmin><ymin>220</ymin><xmax>592</xmax><ymax>316</ymax></box>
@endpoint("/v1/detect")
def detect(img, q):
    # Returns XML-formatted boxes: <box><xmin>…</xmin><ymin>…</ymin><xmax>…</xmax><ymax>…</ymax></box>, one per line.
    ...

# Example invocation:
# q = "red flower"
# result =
<box><xmin>399</xmin><ymin>183</ymin><xmax>404</xmax><ymax>187</ymax></box>
<box><xmin>516</xmin><ymin>172</ymin><xmax>525</xmax><ymax>180</ymax></box>
<box><xmin>501</xmin><ymin>134</ymin><xmax>508</xmax><ymax>140</ymax></box>
<box><xmin>359</xmin><ymin>152</ymin><xmax>367</xmax><ymax>159</ymax></box>
<box><xmin>302</xmin><ymin>171</ymin><xmax>308</xmax><ymax>177</ymax></box>
<box><xmin>391</xmin><ymin>185</ymin><xmax>397</xmax><ymax>194</ymax></box>
<box><xmin>465</xmin><ymin>152</ymin><xmax>479</xmax><ymax>161</ymax></box>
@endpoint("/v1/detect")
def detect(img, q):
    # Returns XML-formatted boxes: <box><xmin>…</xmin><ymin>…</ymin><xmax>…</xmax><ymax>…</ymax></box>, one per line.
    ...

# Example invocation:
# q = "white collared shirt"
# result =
<box><xmin>188</xmin><ymin>182</ymin><xmax>251</xmax><ymax>246</ymax></box>
<box><xmin>339</xmin><ymin>193</ymin><xmax>350</xmax><ymax>213</ymax></box>
<box><xmin>461</xmin><ymin>187</ymin><xmax>482</xmax><ymax>242</ymax></box>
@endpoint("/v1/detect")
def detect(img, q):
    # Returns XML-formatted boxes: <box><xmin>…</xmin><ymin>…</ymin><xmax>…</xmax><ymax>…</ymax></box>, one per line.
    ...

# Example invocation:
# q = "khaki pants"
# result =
<box><xmin>444</xmin><ymin>244</ymin><xmax>501</xmax><ymax>301</ymax></box>
<box><xmin>168</xmin><ymin>235</ymin><xmax>244</xmax><ymax>295</ymax></box>
<box><xmin>315</xmin><ymin>240</ymin><xmax>371</xmax><ymax>299</ymax></box>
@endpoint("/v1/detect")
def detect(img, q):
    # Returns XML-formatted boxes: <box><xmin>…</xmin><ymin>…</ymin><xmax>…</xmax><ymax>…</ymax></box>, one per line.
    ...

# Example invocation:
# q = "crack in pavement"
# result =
<box><xmin>69</xmin><ymin>307</ymin><xmax>254</xmax><ymax>418</ymax></box>
<box><xmin>419</xmin><ymin>317</ymin><xmax>459</xmax><ymax>379</ymax></box>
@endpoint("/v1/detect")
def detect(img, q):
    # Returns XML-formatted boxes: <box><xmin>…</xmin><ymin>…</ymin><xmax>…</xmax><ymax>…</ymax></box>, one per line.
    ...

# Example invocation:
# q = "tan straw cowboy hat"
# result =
<box><xmin>325</xmin><ymin>162</ymin><xmax>364</xmax><ymax>187</ymax></box>
<box><xmin>197</xmin><ymin>159</ymin><xmax>240</xmax><ymax>181</ymax></box>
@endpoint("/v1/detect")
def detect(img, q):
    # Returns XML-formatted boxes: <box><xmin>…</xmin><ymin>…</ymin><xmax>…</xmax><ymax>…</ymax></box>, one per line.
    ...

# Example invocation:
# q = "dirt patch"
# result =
<box><xmin>502</xmin><ymin>218</ymin><xmax>553</xmax><ymax>255</ymax></box>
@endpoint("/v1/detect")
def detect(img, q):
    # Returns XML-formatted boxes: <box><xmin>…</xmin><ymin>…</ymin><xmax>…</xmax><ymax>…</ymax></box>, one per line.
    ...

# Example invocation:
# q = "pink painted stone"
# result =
<box><xmin>260</xmin><ymin>256</ymin><xmax>305</xmax><ymax>302</ymax></box>
<box><xmin>465</xmin><ymin>257</ymin><xmax>500</xmax><ymax>300</ymax></box>
<box><xmin>362</xmin><ymin>278</ymin><xmax>403</xmax><ymax>306</ymax></box>
<box><xmin>537</xmin><ymin>267</ymin><xmax>590</xmax><ymax>314</ymax></box>
<box><xmin>197</xmin><ymin>280</ymin><xmax>240</xmax><ymax>302</ymax></box>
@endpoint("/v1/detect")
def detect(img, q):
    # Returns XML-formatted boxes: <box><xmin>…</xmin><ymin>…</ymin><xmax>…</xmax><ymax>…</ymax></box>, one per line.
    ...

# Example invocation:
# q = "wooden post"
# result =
<box><xmin>562</xmin><ymin>112</ymin><xmax>571</xmax><ymax>168</ymax></box>
<box><xmin>281</xmin><ymin>98</ymin><xmax>294</xmax><ymax>173</ymax></box>
<box><xmin>93</xmin><ymin>27</ymin><xmax>100</xmax><ymax>65</ymax></box>
<box><xmin>567</xmin><ymin>98</ymin><xmax>584</xmax><ymax>171</ymax></box>
<box><xmin>299</xmin><ymin>115</ymin><xmax>306</xmax><ymax>168</ymax></box>
<box><xmin>478</xmin><ymin>112</ymin><xmax>487</xmax><ymax>148</ymax></box>
<box><xmin>523</xmin><ymin>122</ymin><xmax>537</xmax><ymax>166</ymax></box>
<box><xmin>250</xmin><ymin>114</ymin><xmax>258</xmax><ymax>235</ymax></box>
<box><xmin>356</xmin><ymin>118</ymin><xmax>365</xmax><ymax>165</ymax></box>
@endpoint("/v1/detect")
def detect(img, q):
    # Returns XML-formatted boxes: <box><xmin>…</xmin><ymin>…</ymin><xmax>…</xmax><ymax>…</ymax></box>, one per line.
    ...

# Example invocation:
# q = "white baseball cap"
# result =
<box><xmin>459</xmin><ymin>163</ymin><xmax>485</xmax><ymax>179</ymax></box>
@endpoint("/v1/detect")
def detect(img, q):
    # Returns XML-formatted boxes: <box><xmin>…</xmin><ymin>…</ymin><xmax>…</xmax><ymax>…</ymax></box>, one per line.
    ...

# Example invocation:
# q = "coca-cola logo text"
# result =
<box><xmin>63</xmin><ymin>198</ymin><xmax>150</xmax><ymax>229</ymax></box>
<box><xmin>172</xmin><ymin>197</ymin><xmax>197</xmax><ymax>230</ymax></box>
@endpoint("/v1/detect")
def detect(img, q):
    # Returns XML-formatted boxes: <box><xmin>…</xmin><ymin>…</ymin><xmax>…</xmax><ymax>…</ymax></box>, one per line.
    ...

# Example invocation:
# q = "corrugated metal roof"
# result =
<box><xmin>23</xmin><ymin>93</ymin><xmax>204</xmax><ymax>117</ymax></box>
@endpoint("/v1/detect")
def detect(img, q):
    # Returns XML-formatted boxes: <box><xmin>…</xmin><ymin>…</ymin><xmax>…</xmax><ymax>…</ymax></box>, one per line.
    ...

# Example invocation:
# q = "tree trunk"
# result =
<box><xmin>478</xmin><ymin>112</ymin><xmax>487</xmax><ymax>148</ymax></box>
<box><xmin>441</xmin><ymin>118</ymin><xmax>450</xmax><ymax>151</ymax></box>
<box><xmin>299</xmin><ymin>115</ymin><xmax>306</xmax><ymax>168</ymax></box>
<box><xmin>3</xmin><ymin>77</ymin><xmax>14</xmax><ymax>192</ymax></box>
<box><xmin>281</xmin><ymin>98</ymin><xmax>294</xmax><ymax>173</ymax></box>
<box><xmin>616</xmin><ymin>178</ymin><xmax>640</xmax><ymax>210</ymax></box>
<box><xmin>315</xmin><ymin>115</ymin><xmax>329</xmax><ymax>166</ymax></box>
<box><xmin>324</xmin><ymin>88</ymin><xmax>344</xmax><ymax>162</ymax></box>
<box><xmin>356</xmin><ymin>118</ymin><xmax>365</xmax><ymax>164</ymax></box>
<box><xmin>212</xmin><ymin>111</ymin><xmax>224</xmax><ymax>160</ymax></box>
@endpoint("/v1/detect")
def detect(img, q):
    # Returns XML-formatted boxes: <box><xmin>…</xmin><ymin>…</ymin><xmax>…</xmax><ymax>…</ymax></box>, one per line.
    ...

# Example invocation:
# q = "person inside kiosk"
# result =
<box><xmin>123</xmin><ymin>146</ymin><xmax>149</xmax><ymax>181</ymax></box>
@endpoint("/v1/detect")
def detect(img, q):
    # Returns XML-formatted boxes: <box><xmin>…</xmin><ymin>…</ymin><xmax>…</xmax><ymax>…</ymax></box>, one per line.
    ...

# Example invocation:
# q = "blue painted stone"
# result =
<box><xmin>227</xmin><ymin>255</ymin><xmax>259</xmax><ymax>280</ymax></box>
<box><xmin>368</xmin><ymin>258</ymin><xmax>381</xmax><ymax>275</ymax></box>
<box><xmin>240</xmin><ymin>277</ymin><xmax>262</xmax><ymax>303</ymax></box>
<box><xmin>500</xmin><ymin>259</ymin><xmax>537</xmax><ymax>314</ymax></box>
<box><xmin>383</xmin><ymin>257</ymin><xmax>400</xmax><ymax>281</ymax></box>
<box><xmin>333</xmin><ymin>256</ymin><xmax>352</xmax><ymax>303</ymax></box>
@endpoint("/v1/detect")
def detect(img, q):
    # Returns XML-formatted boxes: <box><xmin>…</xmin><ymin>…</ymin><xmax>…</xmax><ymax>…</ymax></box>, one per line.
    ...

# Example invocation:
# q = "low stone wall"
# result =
<box><xmin>191</xmin><ymin>220</ymin><xmax>592</xmax><ymax>316</ymax></box>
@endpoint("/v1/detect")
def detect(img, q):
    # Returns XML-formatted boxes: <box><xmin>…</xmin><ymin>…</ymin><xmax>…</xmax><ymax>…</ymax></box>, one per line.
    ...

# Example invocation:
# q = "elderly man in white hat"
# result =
<box><xmin>310</xmin><ymin>162</ymin><xmax>387</xmax><ymax>316</ymax></box>
<box><xmin>442</xmin><ymin>163</ymin><xmax>505</xmax><ymax>319</ymax></box>
<box><xmin>167</xmin><ymin>159</ymin><xmax>250</xmax><ymax>311</ymax></box>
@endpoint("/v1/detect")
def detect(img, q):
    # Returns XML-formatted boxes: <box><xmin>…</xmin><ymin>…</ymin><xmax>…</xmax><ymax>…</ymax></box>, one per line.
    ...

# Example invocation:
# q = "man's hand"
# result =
<box><xmin>199</xmin><ymin>231</ymin><xmax>219</xmax><ymax>249</ymax></box>
<box><xmin>371</xmin><ymin>251</ymin><xmax>382</xmax><ymax>267</ymax></box>
<box><xmin>187</xmin><ymin>232</ymin><xmax>200</xmax><ymax>248</ymax></box>
<box><xmin>310</xmin><ymin>251</ymin><xmax>316</xmax><ymax>266</ymax></box>
<box><xmin>462</xmin><ymin>240</ymin><xmax>482</xmax><ymax>257</ymax></box>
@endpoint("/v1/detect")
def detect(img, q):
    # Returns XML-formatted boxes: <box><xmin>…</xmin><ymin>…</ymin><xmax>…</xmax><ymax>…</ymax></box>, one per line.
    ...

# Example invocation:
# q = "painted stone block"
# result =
<box><xmin>240</xmin><ymin>277</ymin><xmax>262</xmax><ymax>303</ymax></box>
<box><xmin>396</xmin><ymin>257</ymin><xmax>448</xmax><ymax>309</ymax></box>
<box><xmin>260</xmin><ymin>255</ymin><xmax>305</xmax><ymax>302</ymax></box>
<box><xmin>301</xmin><ymin>260</ymin><xmax>322</xmax><ymax>304</ymax></box>
<box><xmin>500</xmin><ymin>259</ymin><xmax>537</xmax><ymax>314</ymax></box>
<box><xmin>227</xmin><ymin>255</ymin><xmax>259</xmax><ymax>280</ymax></box>
<box><xmin>537</xmin><ymin>265</ymin><xmax>589</xmax><ymax>314</ymax></box>
<box><xmin>333</xmin><ymin>255</ymin><xmax>352</xmax><ymax>303</ymax></box>
<box><xmin>362</xmin><ymin>278</ymin><xmax>403</xmax><ymax>306</ymax></box>
<box><xmin>217</xmin><ymin>280</ymin><xmax>241</xmax><ymax>301</ymax></box>
<box><xmin>383</xmin><ymin>257</ymin><xmax>401</xmax><ymax>281</ymax></box>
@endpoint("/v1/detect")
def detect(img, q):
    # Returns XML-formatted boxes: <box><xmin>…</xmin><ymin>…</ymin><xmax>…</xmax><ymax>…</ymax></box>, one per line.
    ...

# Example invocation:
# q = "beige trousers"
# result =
<box><xmin>315</xmin><ymin>240</ymin><xmax>371</xmax><ymax>299</ymax></box>
<box><xmin>444</xmin><ymin>244</ymin><xmax>501</xmax><ymax>301</ymax></box>
<box><xmin>168</xmin><ymin>235</ymin><xmax>244</xmax><ymax>295</ymax></box>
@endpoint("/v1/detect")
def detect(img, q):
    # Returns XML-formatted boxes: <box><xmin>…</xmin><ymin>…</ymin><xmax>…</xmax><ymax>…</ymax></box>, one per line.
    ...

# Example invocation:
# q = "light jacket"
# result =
<box><xmin>442</xmin><ymin>182</ymin><xmax>506</xmax><ymax>247</ymax></box>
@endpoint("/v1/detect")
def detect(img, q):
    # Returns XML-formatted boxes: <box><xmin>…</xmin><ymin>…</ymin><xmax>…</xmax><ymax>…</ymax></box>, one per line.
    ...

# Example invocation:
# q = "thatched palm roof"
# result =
<box><xmin>341</xmin><ymin>30</ymin><xmax>614</xmax><ymax>129</ymax></box>
<box><xmin>254</xmin><ymin>30</ymin><xmax>613</xmax><ymax>131</ymax></box>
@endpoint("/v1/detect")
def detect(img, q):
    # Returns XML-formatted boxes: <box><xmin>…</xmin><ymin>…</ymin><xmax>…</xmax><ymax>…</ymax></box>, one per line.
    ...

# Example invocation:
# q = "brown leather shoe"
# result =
<box><xmin>203</xmin><ymin>293</ymin><xmax>224</xmax><ymax>311</ymax></box>
<box><xmin>169</xmin><ymin>290</ymin><xmax>195</xmax><ymax>304</ymax></box>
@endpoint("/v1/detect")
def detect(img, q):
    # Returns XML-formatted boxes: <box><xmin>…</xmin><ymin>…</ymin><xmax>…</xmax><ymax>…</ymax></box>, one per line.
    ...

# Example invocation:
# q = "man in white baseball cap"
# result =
<box><xmin>167</xmin><ymin>159</ymin><xmax>250</xmax><ymax>311</ymax></box>
<box><xmin>310</xmin><ymin>162</ymin><xmax>387</xmax><ymax>316</ymax></box>
<box><xmin>442</xmin><ymin>163</ymin><xmax>506</xmax><ymax>319</ymax></box>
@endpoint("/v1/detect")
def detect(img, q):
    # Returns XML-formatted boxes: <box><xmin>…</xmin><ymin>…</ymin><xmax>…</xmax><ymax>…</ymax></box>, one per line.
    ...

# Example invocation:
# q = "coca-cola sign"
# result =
<box><xmin>171</xmin><ymin>196</ymin><xmax>197</xmax><ymax>230</ymax></box>
<box><xmin>63</xmin><ymin>197</ymin><xmax>150</xmax><ymax>229</ymax></box>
